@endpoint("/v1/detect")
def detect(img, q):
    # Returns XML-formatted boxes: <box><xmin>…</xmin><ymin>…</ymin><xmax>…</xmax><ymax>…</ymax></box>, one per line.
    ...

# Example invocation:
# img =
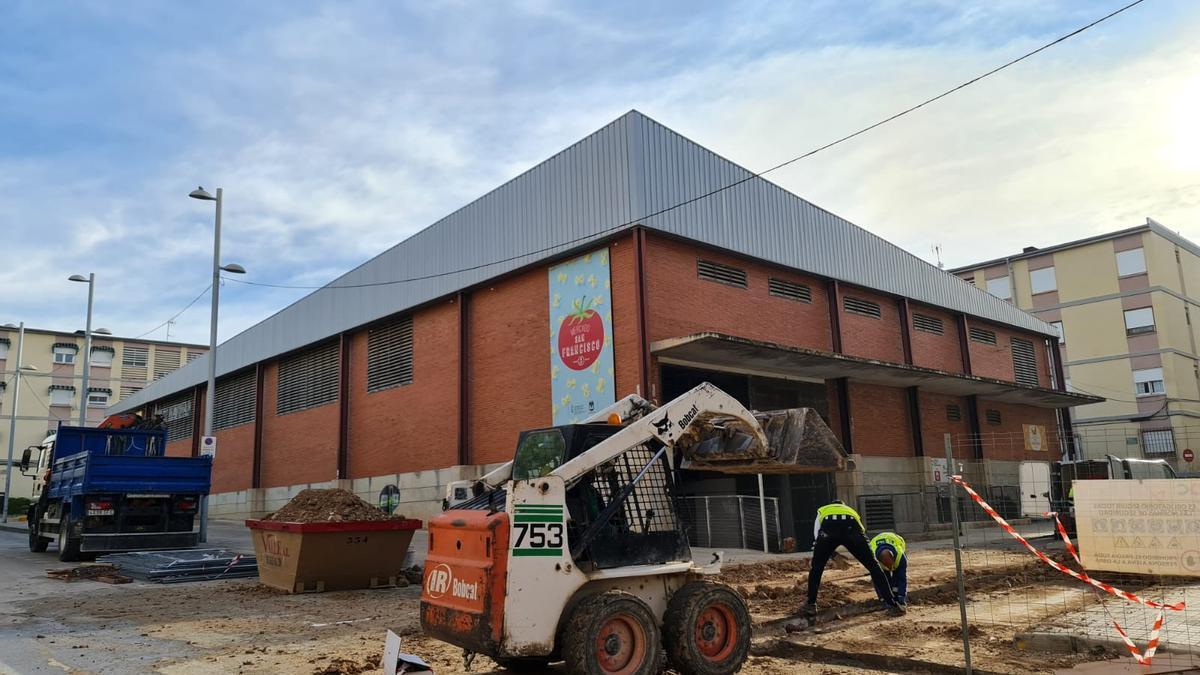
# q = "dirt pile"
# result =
<box><xmin>265</xmin><ymin>489</ymin><xmax>398</xmax><ymax>523</ymax></box>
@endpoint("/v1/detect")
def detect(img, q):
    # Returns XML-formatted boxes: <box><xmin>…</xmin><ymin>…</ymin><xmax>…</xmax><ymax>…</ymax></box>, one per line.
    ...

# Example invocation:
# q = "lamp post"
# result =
<box><xmin>3</xmin><ymin>322</ymin><xmax>38</xmax><ymax>523</ymax></box>
<box><xmin>189</xmin><ymin>186</ymin><xmax>245</xmax><ymax>542</ymax></box>
<box><xmin>68</xmin><ymin>273</ymin><xmax>95</xmax><ymax>426</ymax></box>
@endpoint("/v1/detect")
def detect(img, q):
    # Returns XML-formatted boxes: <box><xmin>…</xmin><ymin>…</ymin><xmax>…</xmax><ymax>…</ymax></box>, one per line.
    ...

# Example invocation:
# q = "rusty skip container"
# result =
<box><xmin>245</xmin><ymin>518</ymin><xmax>422</xmax><ymax>593</ymax></box>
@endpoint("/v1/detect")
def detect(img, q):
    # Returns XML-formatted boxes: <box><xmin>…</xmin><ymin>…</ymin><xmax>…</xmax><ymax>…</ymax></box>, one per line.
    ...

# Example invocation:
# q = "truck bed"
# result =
<box><xmin>48</xmin><ymin>453</ymin><xmax>212</xmax><ymax>499</ymax></box>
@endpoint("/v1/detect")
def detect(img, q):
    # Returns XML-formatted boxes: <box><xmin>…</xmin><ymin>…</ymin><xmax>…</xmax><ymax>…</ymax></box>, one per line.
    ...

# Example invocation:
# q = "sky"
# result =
<box><xmin>2</xmin><ymin>0</ymin><xmax>1198</xmax><ymax>345</ymax></box>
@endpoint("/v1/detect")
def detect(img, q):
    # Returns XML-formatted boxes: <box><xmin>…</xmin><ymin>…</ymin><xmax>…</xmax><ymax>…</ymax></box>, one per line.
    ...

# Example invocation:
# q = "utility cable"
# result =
<box><xmin>131</xmin><ymin>285</ymin><xmax>212</xmax><ymax>339</ymax></box>
<box><xmin>220</xmin><ymin>0</ymin><xmax>1149</xmax><ymax>292</ymax></box>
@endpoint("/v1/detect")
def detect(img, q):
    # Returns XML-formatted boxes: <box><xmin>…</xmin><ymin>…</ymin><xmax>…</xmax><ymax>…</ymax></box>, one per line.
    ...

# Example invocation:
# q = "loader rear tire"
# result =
<box><xmin>563</xmin><ymin>590</ymin><xmax>662</xmax><ymax>675</ymax></box>
<box><xmin>57</xmin><ymin>515</ymin><xmax>81</xmax><ymax>563</ymax></box>
<box><xmin>664</xmin><ymin>581</ymin><xmax>751</xmax><ymax>675</ymax></box>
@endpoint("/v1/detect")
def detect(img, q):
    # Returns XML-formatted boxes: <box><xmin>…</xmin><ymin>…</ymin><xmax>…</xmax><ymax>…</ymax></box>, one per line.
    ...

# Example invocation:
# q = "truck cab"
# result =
<box><xmin>1049</xmin><ymin>454</ymin><xmax>1177</xmax><ymax>536</ymax></box>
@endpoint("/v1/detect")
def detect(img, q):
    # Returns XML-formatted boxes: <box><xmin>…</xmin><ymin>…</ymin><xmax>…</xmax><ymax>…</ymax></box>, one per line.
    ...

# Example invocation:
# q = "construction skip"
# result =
<box><xmin>1074</xmin><ymin>479</ymin><xmax>1200</xmax><ymax>576</ymax></box>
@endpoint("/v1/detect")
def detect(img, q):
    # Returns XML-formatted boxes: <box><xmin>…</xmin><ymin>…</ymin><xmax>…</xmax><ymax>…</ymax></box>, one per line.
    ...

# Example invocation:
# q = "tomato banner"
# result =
<box><xmin>549</xmin><ymin>248</ymin><xmax>616</xmax><ymax>424</ymax></box>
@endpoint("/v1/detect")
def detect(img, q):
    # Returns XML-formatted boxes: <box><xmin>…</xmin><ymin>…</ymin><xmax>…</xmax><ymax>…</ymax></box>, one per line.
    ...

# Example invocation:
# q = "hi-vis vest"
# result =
<box><xmin>816</xmin><ymin>503</ymin><xmax>865</xmax><ymax>533</ymax></box>
<box><xmin>870</xmin><ymin>532</ymin><xmax>907</xmax><ymax>571</ymax></box>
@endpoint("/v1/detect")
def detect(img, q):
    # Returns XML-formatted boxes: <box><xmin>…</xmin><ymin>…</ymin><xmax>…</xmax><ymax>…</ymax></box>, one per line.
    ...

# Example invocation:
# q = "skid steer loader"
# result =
<box><xmin>421</xmin><ymin>382</ymin><xmax>848</xmax><ymax>674</ymax></box>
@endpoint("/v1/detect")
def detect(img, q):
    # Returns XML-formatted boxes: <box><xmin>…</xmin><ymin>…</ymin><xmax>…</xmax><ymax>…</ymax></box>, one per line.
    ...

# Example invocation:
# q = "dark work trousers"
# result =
<box><xmin>807</xmin><ymin>528</ymin><xmax>898</xmax><ymax>607</ymax></box>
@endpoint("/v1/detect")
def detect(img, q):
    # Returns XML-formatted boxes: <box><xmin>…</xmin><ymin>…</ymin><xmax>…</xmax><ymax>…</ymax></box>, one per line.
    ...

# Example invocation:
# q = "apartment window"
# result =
<box><xmin>1133</xmin><ymin>367</ymin><xmax>1165</xmax><ymax>396</ymax></box>
<box><xmin>946</xmin><ymin>404</ymin><xmax>962</xmax><ymax>422</ymax></box>
<box><xmin>986</xmin><ymin>276</ymin><xmax>1011</xmax><ymax>300</ymax></box>
<box><xmin>968</xmin><ymin>327</ymin><xmax>997</xmax><ymax>345</ymax></box>
<box><xmin>49</xmin><ymin>385</ymin><xmax>75</xmax><ymax>406</ymax></box>
<box><xmin>0</xmin><ymin>338</ymin><xmax>9</xmax><ymax>360</ymax></box>
<box><xmin>1124</xmin><ymin>307</ymin><xmax>1155</xmax><ymax>335</ymax></box>
<box><xmin>768</xmin><ymin>278</ymin><xmax>812</xmax><ymax>303</ymax></box>
<box><xmin>843</xmin><ymin>296</ymin><xmax>882</xmax><ymax>319</ymax></box>
<box><xmin>90</xmin><ymin>346</ymin><xmax>115</xmax><ymax>367</ymax></box>
<box><xmin>87</xmin><ymin>388</ymin><xmax>111</xmax><ymax>408</ymax></box>
<box><xmin>913</xmin><ymin>313</ymin><xmax>945</xmax><ymax>335</ymax></box>
<box><xmin>186</xmin><ymin>350</ymin><xmax>203</xmax><ymax>364</ymax></box>
<box><xmin>214</xmin><ymin>369</ymin><xmax>257</xmax><ymax>431</ymax></box>
<box><xmin>1011</xmin><ymin>337</ymin><xmax>1039</xmax><ymax>387</ymax></box>
<box><xmin>1142</xmin><ymin>429</ymin><xmax>1176</xmax><ymax>456</ymax></box>
<box><xmin>985</xmin><ymin>409</ymin><xmax>1002</xmax><ymax>426</ymax></box>
<box><xmin>53</xmin><ymin>344</ymin><xmax>78</xmax><ymax>364</ymax></box>
<box><xmin>1049</xmin><ymin>321</ymin><xmax>1065</xmax><ymax>345</ymax></box>
<box><xmin>153</xmin><ymin>349</ymin><xmax>181</xmax><ymax>380</ymax></box>
<box><xmin>119</xmin><ymin>384</ymin><xmax>143</xmax><ymax>400</ymax></box>
<box><xmin>367</xmin><ymin>316</ymin><xmax>415</xmax><ymax>392</ymax></box>
<box><xmin>1116</xmin><ymin>248</ymin><xmax>1147</xmax><ymax>277</ymax></box>
<box><xmin>1029</xmin><ymin>267</ymin><xmax>1057</xmax><ymax>294</ymax></box>
<box><xmin>156</xmin><ymin>394</ymin><xmax>194</xmax><ymax>443</ymax></box>
<box><xmin>696</xmin><ymin>259</ymin><xmax>747</xmax><ymax>289</ymax></box>
<box><xmin>123</xmin><ymin>345</ymin><xmax>149</xmax><ymax>368</ymax></box>
<box><xmin>277</xmin><ymin>341</ymin><xmax>339</xmax><ymax>415</ymax></box>
<box><xmin>959</xmin><ymin>274</ymin><xmax>976</xmax><ymax>286</ymax></box>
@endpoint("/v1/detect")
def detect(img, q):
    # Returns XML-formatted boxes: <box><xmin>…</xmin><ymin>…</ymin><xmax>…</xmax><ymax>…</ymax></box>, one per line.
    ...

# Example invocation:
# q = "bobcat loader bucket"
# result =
<box><xmin>676</xmin><ymin>408</ymin><xmax>848</xmax><ymax>474</ymax></box>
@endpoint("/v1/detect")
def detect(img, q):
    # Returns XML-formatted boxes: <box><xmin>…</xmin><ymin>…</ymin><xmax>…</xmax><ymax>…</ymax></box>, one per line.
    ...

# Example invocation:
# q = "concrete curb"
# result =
<box><xmin>1014</xmin><ymin>631</ymin><xmax>1200</xmax><ymax>658</ymax></box>
<box><xmin>0</xmin><ymin>522</ymin><xmax>27</xmax><ymax>535</ymax></box>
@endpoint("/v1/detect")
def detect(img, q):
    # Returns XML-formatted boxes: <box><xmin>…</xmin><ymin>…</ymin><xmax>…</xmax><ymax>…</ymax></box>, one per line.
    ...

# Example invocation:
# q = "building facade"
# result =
<box><xmin>0</xmin><ymin>327</ymin><xmax>206</xmax><ymax>499</ymax></box>
<box><xmin>951</xmin><ymin>220</ymin><xmax>1200</xmax><ymax>466</ymax></box>
<box><xmin>113</xmin><ymin>112</ymin><xmax>1092</xmax><ymax>543</ymax></box>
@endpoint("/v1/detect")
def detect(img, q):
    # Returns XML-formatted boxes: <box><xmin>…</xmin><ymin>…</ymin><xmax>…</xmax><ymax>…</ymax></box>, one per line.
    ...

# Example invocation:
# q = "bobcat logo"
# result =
<box><xmin>652</xmin><ymin>414</ymin><xmax>672</xmax><ymax>436</ymax></box>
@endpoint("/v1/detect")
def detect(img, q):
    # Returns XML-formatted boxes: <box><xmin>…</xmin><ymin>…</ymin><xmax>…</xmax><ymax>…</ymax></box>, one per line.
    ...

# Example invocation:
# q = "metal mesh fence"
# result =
<box><xmin>679</xmin><ymin>495</ymin><xmax>781</xmax><ymax>552</ymax></box>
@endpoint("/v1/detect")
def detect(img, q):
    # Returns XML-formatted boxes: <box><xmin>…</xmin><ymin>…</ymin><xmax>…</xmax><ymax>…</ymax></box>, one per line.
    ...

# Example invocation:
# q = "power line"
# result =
<box><xmin>220</xmin><ymin>0</ymin><xmax>1149</xmax><ymax>293</ymax></box>
<box><xmin>132</xmin><ymin>285</ymin><xmax>212</xmax><ymax>339</ymax></box>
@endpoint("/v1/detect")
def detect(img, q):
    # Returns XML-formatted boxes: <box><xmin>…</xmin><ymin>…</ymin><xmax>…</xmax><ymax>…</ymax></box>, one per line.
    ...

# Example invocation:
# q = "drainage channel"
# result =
<box><xmin>753</xmin><ymin>638</ymin><xmax>1009</xmax><ymax>675</ymax></box>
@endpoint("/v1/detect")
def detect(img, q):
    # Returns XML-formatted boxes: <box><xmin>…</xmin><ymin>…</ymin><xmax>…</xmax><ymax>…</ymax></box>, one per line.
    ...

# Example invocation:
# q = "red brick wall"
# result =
<box><xmin>967</xmin><ymin>321</ymin><xmax>1052</xmax><ymax>387</ymax></box>
<box><xmin>916</xmin><ymin>392</ymin><xmax>971</xmax><ymax>453</ymax></box>
<box><xmin>848</xmin><ymin>383</ymin><xmax>913</xmax><ymax>457</ymax></box>
<box><xmin>211</xmin><ymin>422</ymin><xmax>255</xmax><ymax>493</ymax></box>
<box><xmin>643</xmin><ymin>234</ymin><xmax>833</xmax><ymax>351</ymax></box>
<box><xmin>910</xmin><ymin>305</ymin><xmax>964</xmax><ymax>374</ymax></box>
<box><xmin>468</xmin><ymin>267</ymin><xmax>552</xmax><ymax>465</ymax></box>
<box><xmin>975</xmin><ymin>400</ymin><xmax>1059</xmax><ymax>460</ymax></box>
<box><xmin>259</xmin><ymin>361</ymin><xmax>339</xmax><ymax>488</ymax></box>
<box><xmin>346</xmin><ymin>300</ymin><xmax>461</xmax><ymax>478</ymax></box>
<box><xmin>610</xmin><ymin>234</ymin><xmax>643</xmax><ymax>400</ymax></box>
<box><xmin>165</xmin><ymin>439</ymin><xmax>192</xmax><ymax>458</ymax></box>
<box><xmin>839</xmin><ymin>287</ymin><xmax>905</xmax><ymax>364</ymax></box>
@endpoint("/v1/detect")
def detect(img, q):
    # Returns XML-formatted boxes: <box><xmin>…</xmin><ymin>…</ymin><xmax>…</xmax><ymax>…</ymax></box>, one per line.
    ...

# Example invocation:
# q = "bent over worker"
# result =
<box><xmin>804</xmin><ymin>501</ymin><xmax>904</xmax><ymax>620</ymax></box>
<box><xmin>869</xmin><ymin>531</ymin><xmax>908</xmax><ymax>606</ymax></box>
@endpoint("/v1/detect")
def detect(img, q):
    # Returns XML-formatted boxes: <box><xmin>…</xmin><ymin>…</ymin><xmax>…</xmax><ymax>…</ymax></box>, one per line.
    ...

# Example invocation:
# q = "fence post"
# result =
<box><xmin>945</xmin><ymin>433</ymin><xmax>973</xmax><ymax>674</ymax></box>
<box><xmin>738</xmin><ymin>497</ymin><xmax>746</xmax><ymax>549</ymax></box>
<box><xmin>705</xmin><ymin>496</ymin><xmax>712</xmax><ymax>547</ymax></box>
<box><xmin>772</xmin><ymin>498</ymin><xmax>781</xmax><ymax>552</ymax></box>
<box><xmin>757</xmin><ymin>473</ymin><xmax>769</xmax><ymax>553</ymax></box>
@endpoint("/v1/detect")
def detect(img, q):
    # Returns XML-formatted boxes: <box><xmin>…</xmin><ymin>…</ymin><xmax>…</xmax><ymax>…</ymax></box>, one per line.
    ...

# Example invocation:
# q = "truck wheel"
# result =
<box><xmin>663</xmin><ymin>582</ymin><xmax>751</xmax><ymax>675</ymax></box>
<box><xmin>28</xmin><ymin>521</ymin><xmax>49</xmax><ymax>553</ymax></box>
<box><xmin>492</xmin><ymin>656</ymin><xmax>552</xmax><ymax>672</ymax></box>
<box><xmin>57</xmin><ymin>515</ymin><xmax>81</xmax><ymax>562</ymax></box>
<box><xmin>563</xmin><ymin>590</ymin><xmax>662</xmax><ymax>675</ymax></box>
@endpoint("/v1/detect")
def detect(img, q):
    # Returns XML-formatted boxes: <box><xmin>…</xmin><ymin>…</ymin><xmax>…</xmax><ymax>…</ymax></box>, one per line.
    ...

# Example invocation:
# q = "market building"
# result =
<box><xmin>111</xmin><ymin>111</ymin><xmax>1097</xmax><ymax>546</ymax></box>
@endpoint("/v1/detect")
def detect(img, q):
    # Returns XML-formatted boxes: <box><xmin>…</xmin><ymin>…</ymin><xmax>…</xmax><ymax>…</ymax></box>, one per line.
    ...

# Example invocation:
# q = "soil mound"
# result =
<box><xmin>264</xmin><ymin>489</ymin><xmax>397</xmax><ymax>523</ymax></box>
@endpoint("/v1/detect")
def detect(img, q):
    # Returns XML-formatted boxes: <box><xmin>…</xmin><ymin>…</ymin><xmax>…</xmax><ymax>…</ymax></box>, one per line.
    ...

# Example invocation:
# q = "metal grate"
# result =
<box><xmin>946</xmin><ymin>404</ymin><xmax>962</xmax><ymax>421</ymax></box>
<box><xmin>843</xmin><ymin>296</ymin><xmax>881</xmax><ymax>318</ymax></box>
<box><xmin>968</xmin><ymin>327</ymin><xmax>997</xmax><ymax>345</ymax></box>
<box><xmin>186</xmin><ymin>350</ymin><xmax>203</xmax><ymax>363</ymax></box>
<box><xmin>153</xmin><ymin>349</ymin><xmax>181</xmax><ymax>380</ymax></box>
<box><xmin>697</xmin><ymin>259</ymin><xmax>747</xmax><ymax>288</ymax></box>
<box><xmin>277</xmin><ymin>341</ymin><xmax>339</xmax><ymax>415</ymax></box>
<box><xmin>913</xmin><ymin>313</ymin><xmax>944</xmax><ymax>335</ymax></box>
<box><xmin>119</xmin><ymin>384</ymin><xmax>142</xmax><ymax>401</ymax></box>
<box><xmin>155</xmin><ymin>393</ymin><xmax>193</xmax><ymax>443</ymax></box>
<box><xmin>768</xmin><ymin>278</ymin><xmax>812</xmax><ymax>303</ymax></box>
<box><xmin>1010</xmin><ymin>337</ymin><xmax>1039</xmax><ymax>387</ymax></box>
<box><xmin>214</xmin><ymin>369</ymin><xmax>256</xmax><ymax>430</ymax></box>
<box><xmin>1142</xmin><ymin>429</ymin><xmax>1176</xmax><ymax>455</ymax></box>
<box><xmin>860</xmin><ymin>494</ymin><xmax>896</xmax><ymax>531</ymax></box>
<box><xmin>985</xmin><ymin>409</ymin><xmax>1002</xmax><ymax>426</ymax></box>
<box><xmin>123</xmin><ymin>345</ymin><xmax>149</xmax><ymax>368</ymax></box>
<box><xmin>367</xmin><ymin>315</ymin><xmax>414</xmax><ymax>392</ymax></box>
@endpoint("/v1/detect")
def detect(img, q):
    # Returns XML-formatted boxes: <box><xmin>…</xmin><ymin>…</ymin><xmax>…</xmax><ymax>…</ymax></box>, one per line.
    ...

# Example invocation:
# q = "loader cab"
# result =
<box><xmin>511</xmin><ymin>423</ymin><xmax>623</xmax><ymax>480</ymax></box>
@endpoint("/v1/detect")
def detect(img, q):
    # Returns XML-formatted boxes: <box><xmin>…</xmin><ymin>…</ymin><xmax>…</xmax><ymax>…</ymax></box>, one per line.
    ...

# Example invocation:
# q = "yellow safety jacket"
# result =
<box><xmin>870</xmin><ymin>532</ymin><xmax>907</xmax><ymax>571</ymax></box>
<box><xmin>815</xmin><ymin>503</ymin><xmax>865</xmax><ymax>534</ymax></box>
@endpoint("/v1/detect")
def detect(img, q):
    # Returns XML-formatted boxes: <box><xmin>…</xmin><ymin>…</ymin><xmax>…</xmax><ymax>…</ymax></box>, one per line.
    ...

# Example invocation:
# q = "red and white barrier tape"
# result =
<box><xmin>950</xmin><ymin>476</ymin><xmax>1184</xmax><ymax>611</ymax></box>
<box><xmin>1044</xmin><ymin>511</ymin><xmax>1081</xmax><ymax>566</ymax></box>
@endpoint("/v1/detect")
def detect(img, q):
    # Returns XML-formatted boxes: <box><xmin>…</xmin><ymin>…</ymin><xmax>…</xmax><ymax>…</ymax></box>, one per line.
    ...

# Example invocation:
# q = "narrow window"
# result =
<box><xmin>697</xmin><ymin>259</ymin><xmax>747</xmax><ymax>288</ymax></box>
<box><xmin>969</xmin><ymin>327</ymin><xmax>997</xmax><ymax>345</ymax></box>
<box><xmin>843</xmin><ymin>296</ymin><xmax>881</xmax><ymax>319</ymax></box>
<box><xmin>768</xmin><ymin>278</ymin><xmax>811</xmax><ymax>303</ymax></box>
<box><xmin>912</xmin><ymin>313</ymin><xmax>944</xmax><ymax>335</ymax></box>
<box><xmin>368</xmin><ymin>315</ymin><xmax>415</xmax><ymax>392</ymax></box>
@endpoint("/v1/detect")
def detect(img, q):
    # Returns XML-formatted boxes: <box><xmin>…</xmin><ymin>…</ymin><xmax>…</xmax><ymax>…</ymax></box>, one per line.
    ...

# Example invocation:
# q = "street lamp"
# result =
<box><xmin>68</xmin><ymin>273</ymin><xmax>95</xmax><ymax>427</ymax></box>
<box><xmin>3</xmin><ymin>322</ymin><xmax>38</xmax><ymax>523</ymax></box>
<box><xmin>189</xmin><ymin>186</ymin><xmax>245</xmax><ymax>542</ymax></box>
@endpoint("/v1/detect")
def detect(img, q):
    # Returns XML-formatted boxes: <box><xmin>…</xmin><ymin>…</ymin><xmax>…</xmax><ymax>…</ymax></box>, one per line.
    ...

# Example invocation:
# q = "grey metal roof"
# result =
<box><xmin>113</xmin><ymin>110</ymin><xmax>1054</xmax><ymax>414</ymax></box>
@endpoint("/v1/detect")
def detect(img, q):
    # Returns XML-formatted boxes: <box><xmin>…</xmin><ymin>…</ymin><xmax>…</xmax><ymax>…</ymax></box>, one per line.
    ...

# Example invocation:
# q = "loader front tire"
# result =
<box><xmin>563</xmin><ymin>590</ymin><xmax>662</xmax><ymax>675</ymax></box>
<box><xmin>664</xmin><ymin>581</ymin><xmax>751</xmax><ymax>674</ymax></box>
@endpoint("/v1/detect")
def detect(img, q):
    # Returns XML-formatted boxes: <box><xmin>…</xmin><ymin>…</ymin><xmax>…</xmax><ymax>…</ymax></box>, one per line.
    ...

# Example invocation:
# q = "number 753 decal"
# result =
<box><xmin>513</xmin><ymin>522</ymin><xmax>564</xmax><ymax>549</ymax></box>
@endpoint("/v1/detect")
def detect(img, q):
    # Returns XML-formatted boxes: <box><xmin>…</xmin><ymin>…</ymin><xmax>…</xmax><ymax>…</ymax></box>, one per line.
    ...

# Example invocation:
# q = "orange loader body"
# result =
<box><xmin>420</xmin><ymin>510</ymin><xmax>510</xmax><ymax>655</ymax></box>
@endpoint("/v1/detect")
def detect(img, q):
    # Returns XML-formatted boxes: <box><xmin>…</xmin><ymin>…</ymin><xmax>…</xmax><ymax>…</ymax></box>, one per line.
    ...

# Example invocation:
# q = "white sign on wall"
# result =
<box><xmin>931</xmin><ymin>458</ymin><xmax>950</xmax><ymax>484</ymax></box>
<box><xmin>200</xmin><ymin>435</ymin><xmax>217</xmax><ymax>458</ymax></box>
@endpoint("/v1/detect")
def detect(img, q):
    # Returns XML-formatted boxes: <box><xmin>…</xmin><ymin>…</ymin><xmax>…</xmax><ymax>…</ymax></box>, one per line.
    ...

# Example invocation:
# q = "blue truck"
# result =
<box><xmin>20</xmin><ymin>425</ymin><xmax>212</xmax><ymax>561</ymax></box>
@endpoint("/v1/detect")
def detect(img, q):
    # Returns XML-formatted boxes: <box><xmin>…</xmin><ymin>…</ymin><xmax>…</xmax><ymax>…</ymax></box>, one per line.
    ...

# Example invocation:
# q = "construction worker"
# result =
<box><xmin>803</xmin><ymin>500</ymin><xmax>904</xmax><ymax>621</ymax></box>
<box><xmin>869</xmin><ymin>532</ymin><xmax>908</xmax><ymax>606</ymax></box>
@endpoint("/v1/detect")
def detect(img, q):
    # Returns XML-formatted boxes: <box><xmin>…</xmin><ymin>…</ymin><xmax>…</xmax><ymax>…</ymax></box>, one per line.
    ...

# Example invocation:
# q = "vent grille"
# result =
<box><xmin>985</xmin><ymin>409</ymin><xmax>1002</xmax><ymax>426</ymax></box>
<box><xmin>1010</xmin><ymin>337</ymin><xmax>1039</xmax><ymax>387</ymax></box>
<box><xmin>214</xmin><ymin>369</ymin><xmax>257</xmax><ymax>430</ymax></box>
<box><xmin>946</xmin><ymin>404</ymin><xmax>961</xmax><ymax>422</ymax></box>
<box><xmin>122</xmin><ymin>345</ymin><xmax>149</xmax><ymax>368</ymax></box>
<box><xmin>860</xmin><ymin>495</ymin><xmax>896</xmax><ymax>531</ymax></box>
<box><xmin>697</xmin><ymin>259</ymin><xmax>747</xmax><ymax>288</ymax></box>
<box><xmin>368</xmin><ymin>315</ymin><xmax>415</xmax><ymax>392</ymax></box>
<box><xmin>119</xmin><ymin>384</ymin><xmax>142</xmax><ymax>401</ymax></box>
<box><xmin>153</xmin><ymin>349</ymin><xmax>181</xmax><ymax>380</ymax></box>
<box><xmin>913</xmin><ymin>313</ymin><xmax>944</xmax><ymax>335</ymax></box>
<box><xmin>277</xmin><ymin>341</ymin><xmax>339</xmax><ymax>415</ymax></box>
<box><xmin>186</xmin><ymin>350</ymin><xmax>204</xmax><ymax>363</ymax></box>
<box><xmin>155</xmin><ymin>393</ymin><xmax>193</xmax><ymax>443</ymax></box>
<box><xmin>768</xmin><ymin>278</ymin><xmax>812</xmax><ymax>303</ymax></box>
<box><xmin>969</xmin><ymin>327</ymin><xmax>997</xmax><ymax>345</ymax></box>
<box><xmin>843</xmin><ymin>296</ymin><xmax>881</xmax><ymax>319</ymax></box>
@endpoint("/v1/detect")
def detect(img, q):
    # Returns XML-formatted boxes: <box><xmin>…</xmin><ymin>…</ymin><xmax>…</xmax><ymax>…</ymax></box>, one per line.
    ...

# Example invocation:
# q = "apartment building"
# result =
<box><xmin>951</xmin><ymin>219</ymin><xmax>1200</xmax><ymax>465</ymax></box>
<box><xmin>0</xmin><ymin>326</ymin><xmax>206</xmax><ymax>499</ymax></box>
